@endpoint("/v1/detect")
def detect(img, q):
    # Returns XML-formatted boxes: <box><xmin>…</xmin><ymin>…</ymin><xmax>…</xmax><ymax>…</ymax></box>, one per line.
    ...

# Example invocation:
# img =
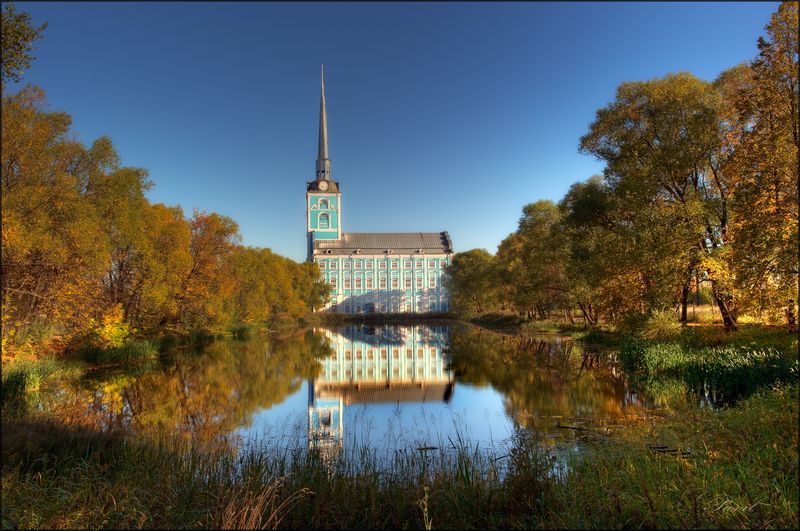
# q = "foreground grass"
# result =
<box><xmin>545</xmin><ymin>384</ymin><xmax>798</xmax><ymax>528</ymax></box>
<box><xmin>2</xmin><ymin>383</ymin><xmax>796</xmax><ymax>529</ymax></box>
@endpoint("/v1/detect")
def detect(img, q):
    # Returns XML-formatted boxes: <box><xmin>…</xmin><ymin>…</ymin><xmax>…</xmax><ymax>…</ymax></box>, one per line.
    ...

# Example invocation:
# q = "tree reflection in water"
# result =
<box><xmin>47</xmin><ymin>324</ymin><xmax>650</xmax><ymax>454</ymax></box>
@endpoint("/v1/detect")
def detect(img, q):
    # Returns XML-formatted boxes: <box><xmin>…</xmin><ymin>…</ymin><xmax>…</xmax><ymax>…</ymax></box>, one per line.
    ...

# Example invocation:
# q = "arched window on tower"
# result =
<box><xmin>319</xmin><ymin>199</ymin><xmax>329</xmax><ymax>209</ymax></box>
<box><xmin>319</xmin><ymin>213</ymin><xmax>330</xmax><ymax>229</ymax></box>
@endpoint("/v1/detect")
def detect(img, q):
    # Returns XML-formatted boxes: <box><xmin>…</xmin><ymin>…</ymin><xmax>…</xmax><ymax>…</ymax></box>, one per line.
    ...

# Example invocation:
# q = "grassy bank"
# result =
<box><xmin>2</xmin><ymin>383</ymin><xmax>796</xmax><ymax>529</ymax></box>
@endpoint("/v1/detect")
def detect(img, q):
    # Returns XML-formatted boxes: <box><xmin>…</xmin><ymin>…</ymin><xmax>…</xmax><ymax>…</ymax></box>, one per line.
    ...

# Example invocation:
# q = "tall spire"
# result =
<box><xmin>316</xmin><ymin>64</ymin><xmax>331</xmax><ymax>181</ymax></box>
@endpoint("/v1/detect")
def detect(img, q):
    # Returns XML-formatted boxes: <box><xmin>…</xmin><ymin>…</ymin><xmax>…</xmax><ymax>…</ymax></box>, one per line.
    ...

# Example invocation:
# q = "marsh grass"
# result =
<box><xmin>73</xmin><ymin>338</ymin><xmax>159</xmax><ymax>365</ymax></box>
<box><xmin>2</xmin><ymin>383</ymin><xmax>797</xmax><ymax>529</ymax></box>
<box><xmin>620</xmin><ymin>341</ymin><xmax>798</xmax><ymax>405</ymax></box>
<box><xmin>544</xmin><ymin>384</ymin><xmax>798</xmax><ymax>529</ymax></box>
<box><xmin>0</xmin><ymin>358</ymin><xmax>79</xmax><ymax>417</ymax></box>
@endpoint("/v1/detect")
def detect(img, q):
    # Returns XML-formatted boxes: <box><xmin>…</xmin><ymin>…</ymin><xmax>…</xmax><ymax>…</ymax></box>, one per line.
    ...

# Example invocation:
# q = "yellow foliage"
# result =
<box><xmin>84</xmin><ymin>305</ymin><xmax>133</xmax><ymax>349</ymax></box>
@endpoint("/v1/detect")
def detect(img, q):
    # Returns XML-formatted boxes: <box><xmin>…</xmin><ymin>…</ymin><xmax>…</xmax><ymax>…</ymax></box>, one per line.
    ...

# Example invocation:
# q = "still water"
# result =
<box><xmin>57</xmin><ymin>324</ymin><xmax>651</xmax><ymax>454</ymax></box>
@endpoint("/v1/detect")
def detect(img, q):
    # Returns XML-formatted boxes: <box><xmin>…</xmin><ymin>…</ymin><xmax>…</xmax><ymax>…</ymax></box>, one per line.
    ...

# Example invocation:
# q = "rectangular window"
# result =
<box><xmin>391</xmin><ymin>259</ymin><xmax>399</xmax><ymax>270</ymax></box>
<box><xmin>379</xmin><ymin>259</ymin><xmax>387</xmax><ymax>269</ymax></box>
<box><xmin>428</xmin><ymin>259</ymin><xmax>436</xmax><ymax>269</ymax></box>
<box><xmin>405</xmin><ymin>302</ymin><xmax>412</xmax><ymax>312</ymax></box>
<box><xmin>404</xmin><ymin>276</ymin><xmax>412</xmax><ymax>289</ymax></box>
<box><xmin>415</xmin><ymin>259</ymin><xmax>423</xmax><ymax>269</ymax></box>
<box><xmin>355</xmin><ymin>261</ymin><xmax>362</xmax><ymax>270</ymax></box>
<box><xmin>355</xmin><ymin>277</ymin><xmax>362</xmax><ymax>289</ymax></box>
<box><xmin>366</xmin><ymin>277</ymin><xmax>373</xmax><ymax>289</ymax></box>
<box><xmin>344</xmin><ymin>261</ymin><xmax>351</xmax><ymax>269</ymax></box>
<box><xmin>329</xmin><ymin>261</ymin><xmax>337</xmax><ymax>270</ymax></box>
<box><xmin>404</xmin><ymin>259</ymin><xmax>412</xmax><ymax>269</ymax></box>
<box><xmin>379</xmin><ymin>277</ymin><xmax>387</xmax><ymax>289</ymax></box>
<box><xmin>429</xmin><ymin>275</ymin><xmax>436</xmax><ymax>288</ymax></box>
<box><xmin>416</xmin><ymin>277</ymin><xmax>423</xmax><ymax>289</ymax></box>
<box><xmin>366</xmin><ymin>260</ymin><xmax>373</xmax><ymax>269</ymax></box>
<box><xmin>344</xmin><ymin>276</ymin><xmax>351</xmax><ymax>289</ymax></box>
<box><xmin>391</xmin><ymin>277</ymin><xmax>399</xmax><ymax>289</ymax></box>
<box><xmin>329</xmin><ymin>276</ymin><xmax>337</xmax><ymax>287</ymax></box>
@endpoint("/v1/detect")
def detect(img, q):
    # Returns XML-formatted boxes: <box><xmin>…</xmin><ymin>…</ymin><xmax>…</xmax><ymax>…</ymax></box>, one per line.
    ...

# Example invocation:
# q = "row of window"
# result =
<box><xmin>318</xmin><ymin>258</ymin><xmax>447</xmax><ymax>270</ymax></box>
<box><xmin>329</xmin><ymin>300</ymin><xmax>448</xmax><ymax>313</ymax></box>
<box><xmin>320</xmin><ymin>364</ymin><xmax>446</xmax><ymax>382</ymax></box>
<box><xmin>327</xmin><ymin>275</ymin><xmax>440</xmax><ymax>289</ymax></box>
<box><xmin>329</xmin><ymin>346</ymin><xmax>441</xmax><ymax>361</ymax></box>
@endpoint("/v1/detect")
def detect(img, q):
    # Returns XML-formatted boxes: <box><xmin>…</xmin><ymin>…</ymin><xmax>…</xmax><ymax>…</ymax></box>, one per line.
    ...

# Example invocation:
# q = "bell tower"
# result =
<box><xmin>307</xmin><ymin>65</ymin><xmax>342</xmax><ymax>260</ymax></box>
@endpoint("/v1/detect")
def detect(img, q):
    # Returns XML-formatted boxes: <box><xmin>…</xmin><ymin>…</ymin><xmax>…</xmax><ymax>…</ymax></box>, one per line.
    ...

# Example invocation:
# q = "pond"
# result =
<box><xmin>49</xmin><ymin>324</ymin><xmax>654</xmax><ymax>457</ymax></box>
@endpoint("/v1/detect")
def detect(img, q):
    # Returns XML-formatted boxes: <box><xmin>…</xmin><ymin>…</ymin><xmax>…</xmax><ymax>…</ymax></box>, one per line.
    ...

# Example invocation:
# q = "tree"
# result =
<box><xmin>445</xmin><ymin>249</ymin><xmax>502</xmax><ymax>316</ymax></box>
<box><xmin>579</xmin><ymin>73</ymin><xmax>738</xmax><ymax>329</ymax></box>
<box><xmin>496</xmin><ymin>200</ymin><xmax>570</xmax><ymax>319</ymax></box>
<box><xmin>176</xmin><ymin>211</ymin><xmax>242</xmax><ymax>330</ymax></box>
<box><xmin>1</xmin><ymin>86</ymin><xmax>108</xmax><ymax>345</ymax></box>
<box><xmin>724</xmin><ymin>1</ymin><xmax>799</xmax><ymax>325</ymax></box>
<box><xmin>1</xmin><ymin>2</ymin><xmax>47</xmax><ymax>85</ymax></box>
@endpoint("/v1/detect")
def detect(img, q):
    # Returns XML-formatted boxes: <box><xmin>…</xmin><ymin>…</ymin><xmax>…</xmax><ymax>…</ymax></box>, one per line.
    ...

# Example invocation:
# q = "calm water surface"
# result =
<box><xmin>56</xmin><ymin>324</ymin><xmax>653</xmax><ymax>455</ymax></box>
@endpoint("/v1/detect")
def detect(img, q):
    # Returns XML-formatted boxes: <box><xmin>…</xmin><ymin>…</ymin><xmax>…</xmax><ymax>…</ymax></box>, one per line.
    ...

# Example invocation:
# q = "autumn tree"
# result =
<box><xmin>724</xmin><ymin>1</ymin><xmax>799</xmax><ymax>325</ymax></box>
<box><xmin>176</xmin><ymin>211</ymin><xmax>242</xmax><ymax>330</ymax></box>
<box><xmin>579</xmin><ymin>73</ymin><xmax>738</xmax><ymax>328</ymax></box>
<box><xmin>1</xmin><ymin>1</ymin><xmax>47</xmax><ymax>85</ymax></box>
<box><xmin>1</xmin><ymin>87</ymin><xmax>107</xmax><ymax>345</ymax></box>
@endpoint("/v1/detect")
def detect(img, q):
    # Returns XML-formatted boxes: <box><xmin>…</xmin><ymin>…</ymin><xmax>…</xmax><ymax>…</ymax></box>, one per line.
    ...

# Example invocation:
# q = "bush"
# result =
<box><xmin>640</xmin><ymin>309</ymin><xmax>683</xmax><ymax>340</ymax></box>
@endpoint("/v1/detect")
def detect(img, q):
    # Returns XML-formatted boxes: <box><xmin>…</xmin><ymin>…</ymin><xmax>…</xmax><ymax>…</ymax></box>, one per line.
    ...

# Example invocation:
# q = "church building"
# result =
<box><xmin>306</xmin><ymin>68</ymin><xmax>453</xmax><ymax>314</ymax></box>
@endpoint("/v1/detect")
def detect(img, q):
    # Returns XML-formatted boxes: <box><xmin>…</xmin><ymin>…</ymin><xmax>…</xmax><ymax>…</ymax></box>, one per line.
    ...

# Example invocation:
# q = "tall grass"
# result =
<box><xmin>620</xmin><ymin>341</ymin><xmax>798</xmax><ymax>405</ymax></box>
<box><xmin>74</xmin><ymin>338</ymin><xmax>159</xmax><ymax>365</ymax></box>
<box><xmin>3</xmin><ymin>385</ymin><xmax>796</xmax><ymax>529</ymax></box>
<box><xmin>0</xmin><ymin>358</ymin><xmax>69</xmax><ymax>416</ymax></box>
<box><xmin>543</xmin><ymin>384</ymin><xmax>798</xmax><ymax>529</ymax></box>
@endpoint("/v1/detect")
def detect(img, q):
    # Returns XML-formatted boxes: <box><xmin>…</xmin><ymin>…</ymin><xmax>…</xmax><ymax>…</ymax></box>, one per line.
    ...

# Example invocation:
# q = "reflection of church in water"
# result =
<box><xmin>308</xmin><ymin>325</ymin><xmax>454</xmax><ymax>452</ymax></box>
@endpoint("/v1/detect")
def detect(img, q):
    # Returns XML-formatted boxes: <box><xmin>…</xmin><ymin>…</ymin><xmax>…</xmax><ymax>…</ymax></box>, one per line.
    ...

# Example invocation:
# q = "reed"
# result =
<box><xmin>2</xmin><ymin>384</ymin><xmax>796</xmax><ymax>529</ymax></box>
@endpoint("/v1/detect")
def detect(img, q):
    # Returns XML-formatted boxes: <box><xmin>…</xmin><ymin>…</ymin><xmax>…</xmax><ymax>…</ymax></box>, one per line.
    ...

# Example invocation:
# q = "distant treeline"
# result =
<box><xmin>1</xmin><ymin>7</ymin><xmax>330</xmax><ymax>353</ymax></box>
<box><xmin>447</xmin><ymin>2</ymin><xmax>798</xmax><ymax>330</ymax></box>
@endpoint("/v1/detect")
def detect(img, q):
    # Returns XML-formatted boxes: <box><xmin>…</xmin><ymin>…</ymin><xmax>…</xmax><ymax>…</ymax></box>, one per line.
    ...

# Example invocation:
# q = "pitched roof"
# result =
<box><xmin>313</xmin><ymin>232</ymin><xmax>453</xmax><ymax>255</ymax></box>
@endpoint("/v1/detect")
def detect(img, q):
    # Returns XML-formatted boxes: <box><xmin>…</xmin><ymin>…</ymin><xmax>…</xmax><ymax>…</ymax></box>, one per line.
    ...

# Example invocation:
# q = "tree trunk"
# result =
<box><xmin>786</xmin><ymin>299</ymin><xmax>797</xmax><ymax>331</ymax></box>
<box><xmin>680</xmin><ymin>284</ymin><xmax>689</xmax><ymax>323</ymax></box>
<box><xmin>710</xmin><ymin>280</ymin><xmax>737</xmax><ymax>331</ymax></box>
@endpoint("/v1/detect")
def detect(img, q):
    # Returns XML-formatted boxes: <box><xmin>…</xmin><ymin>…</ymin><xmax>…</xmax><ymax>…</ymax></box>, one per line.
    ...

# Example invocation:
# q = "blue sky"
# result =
<box><xmin>10</xmin><ymin>2</ymin><xmax>779</xmax><ymax>262</ymax></box>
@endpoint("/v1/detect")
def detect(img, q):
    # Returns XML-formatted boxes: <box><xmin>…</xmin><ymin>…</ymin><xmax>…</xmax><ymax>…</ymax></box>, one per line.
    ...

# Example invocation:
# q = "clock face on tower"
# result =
<box><xmin>318</xmin><ymin>181</ymin><xmax>328</xmax><ymax>191</ymax></box>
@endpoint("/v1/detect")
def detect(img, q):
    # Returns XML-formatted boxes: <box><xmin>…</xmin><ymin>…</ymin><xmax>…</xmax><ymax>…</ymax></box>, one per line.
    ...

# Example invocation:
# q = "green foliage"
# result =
<box><xmin>447</xmin><ymin>2</ymin><xmax>798</xmax><ymax>331</ymax></box>
<box><xmin>635</xmin><ymin>309</ymin><xmax>684</xmax><ymax>341</ymax></box>
<box><xmin>445</xmin><ymin>249</ymin><xmax>504</xmax><ymax>316</ymax></box>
